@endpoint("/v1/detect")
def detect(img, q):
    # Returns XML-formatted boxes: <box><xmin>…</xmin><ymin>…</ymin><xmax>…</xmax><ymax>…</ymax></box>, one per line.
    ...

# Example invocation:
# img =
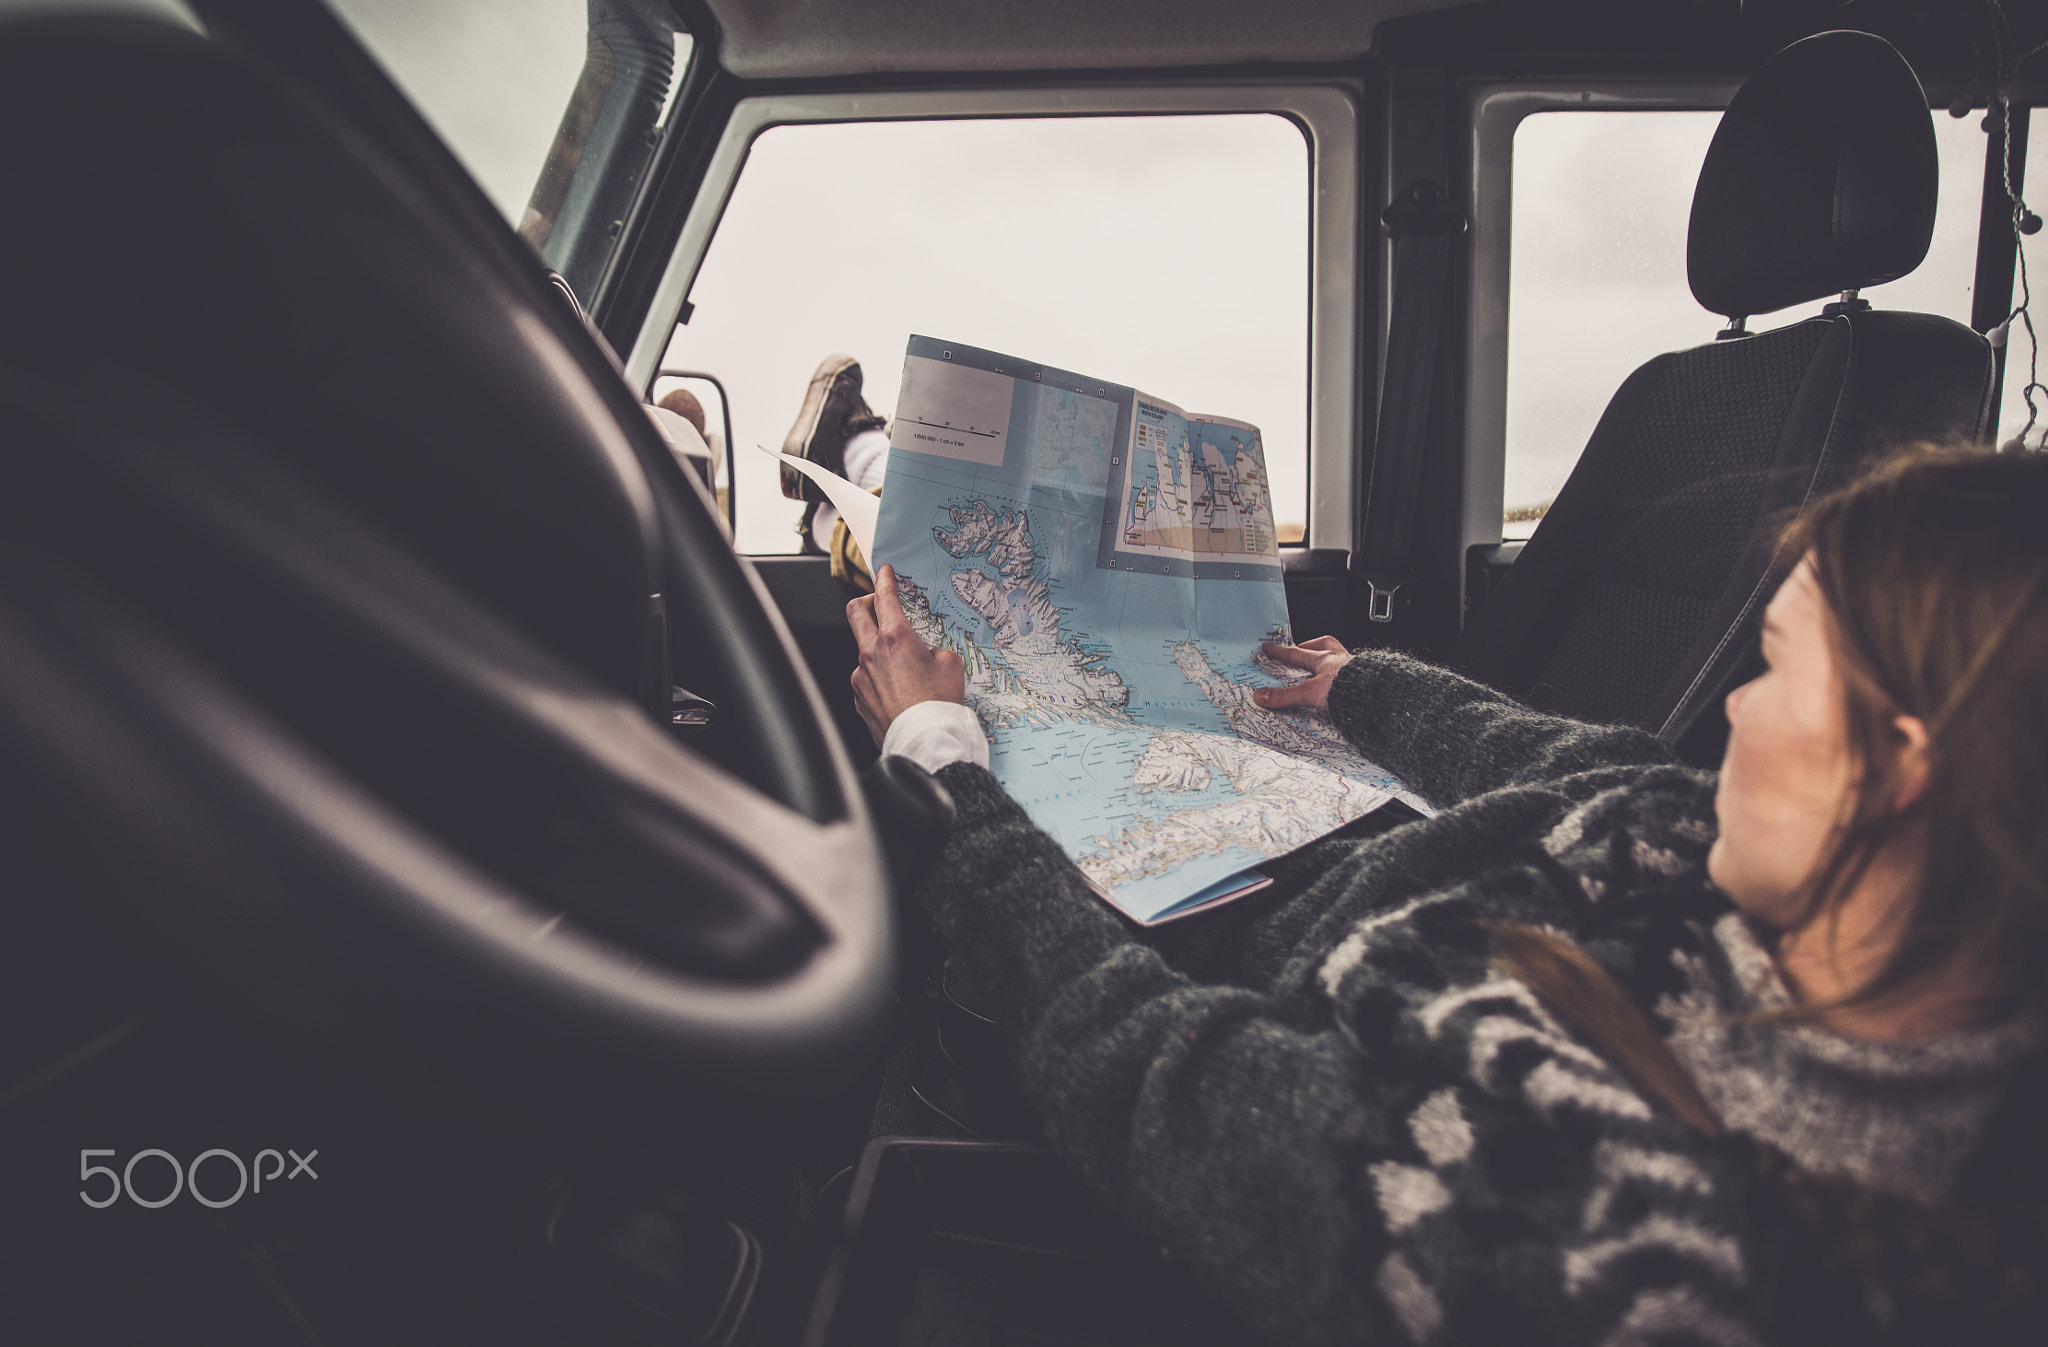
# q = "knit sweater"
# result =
<box><xmin>917</xmin><ymin>649</ymin><xmax>2044</xmax><ymax>1346</ymax></box>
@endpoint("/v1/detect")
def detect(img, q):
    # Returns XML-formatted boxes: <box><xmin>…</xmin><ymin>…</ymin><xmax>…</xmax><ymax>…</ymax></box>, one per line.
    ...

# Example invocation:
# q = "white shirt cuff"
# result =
<box><xmin>882</xmin><ymin>700</ymin><xmax>989</xmax><ymax>773</ymax></box>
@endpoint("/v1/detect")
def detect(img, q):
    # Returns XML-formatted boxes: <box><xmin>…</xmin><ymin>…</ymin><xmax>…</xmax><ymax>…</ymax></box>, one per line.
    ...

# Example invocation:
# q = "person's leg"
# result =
<box><xmin>841</xmin><ymin>427</ymin><xmax>891</xmax><ymax>489</ymax></box>
<box><xmin>816</xmin><ymin>426</ymin><xmax>893</xmax><ymax>554</ymax></box>
<box><xmin>781</xmin><ymin>354</ymin><xmax>878</xmax><ymax>551</ymax></box>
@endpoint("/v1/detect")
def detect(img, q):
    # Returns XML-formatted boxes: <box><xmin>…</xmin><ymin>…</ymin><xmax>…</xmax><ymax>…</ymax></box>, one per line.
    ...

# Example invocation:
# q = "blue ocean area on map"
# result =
<box><xmin>875</xmin><ymin>337</ymin><xmax>1415</xmax><ymax>922</ymax></box>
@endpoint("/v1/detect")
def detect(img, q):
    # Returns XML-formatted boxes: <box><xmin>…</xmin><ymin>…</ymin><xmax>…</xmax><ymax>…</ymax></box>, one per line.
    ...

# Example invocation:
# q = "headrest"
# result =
<box><xmin>1688</xmin><ymin>31</ymin><xmax>1937</xmax><ymax>320</ymax></box>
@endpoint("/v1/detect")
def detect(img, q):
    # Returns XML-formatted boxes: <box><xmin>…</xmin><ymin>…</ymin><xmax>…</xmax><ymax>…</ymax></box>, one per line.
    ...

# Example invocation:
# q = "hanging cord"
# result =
<box><xmin>1986</xmin><ymin>2</ymin><xmax>2048</xmax><ymax>450</ymax></box>
<box><xmin>1991</xmin><ymin>87</ymin><xmax>2047</xmax><ymax>451</ymax></box>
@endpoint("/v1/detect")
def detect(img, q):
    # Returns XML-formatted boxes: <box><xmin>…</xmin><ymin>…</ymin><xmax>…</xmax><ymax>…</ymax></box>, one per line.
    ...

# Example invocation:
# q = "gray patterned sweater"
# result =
<box><xmin>918</xmin><ymin>650</ymin><xmax>2044</xmax><ymax>1346</ymax></box>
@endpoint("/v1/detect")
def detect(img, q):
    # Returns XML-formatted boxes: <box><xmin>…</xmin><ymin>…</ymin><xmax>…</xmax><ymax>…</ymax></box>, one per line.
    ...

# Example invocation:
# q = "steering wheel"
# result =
<box><xmin>0</xmin><ymin>18</ymin><xmax>892</xmax><ymax>1134</ymax></box>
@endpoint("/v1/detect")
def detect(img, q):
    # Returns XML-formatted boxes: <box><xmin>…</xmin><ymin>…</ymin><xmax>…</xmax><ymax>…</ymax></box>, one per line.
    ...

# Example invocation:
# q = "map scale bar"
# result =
<box><xmin>898</xmin><ymin>416</ymin><xmax>1001</xmax><ymax>439</ymax></box>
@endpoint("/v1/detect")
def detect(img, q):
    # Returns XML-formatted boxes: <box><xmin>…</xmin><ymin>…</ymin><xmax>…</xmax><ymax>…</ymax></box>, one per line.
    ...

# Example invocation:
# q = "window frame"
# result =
<box><xmin>619</xmin><ymin>84</ymin><xmax>1361</xmax><ymax>553</ymax></box>
<box><xmin>1460</xmin><ymin>80</ymin><xmax>1741</xmax><ymax>567</ymax></box>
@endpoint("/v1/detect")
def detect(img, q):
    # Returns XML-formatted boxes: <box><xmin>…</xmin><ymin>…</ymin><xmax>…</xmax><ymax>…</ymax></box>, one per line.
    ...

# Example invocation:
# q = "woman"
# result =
<box><xmin>844</xmin><ymin>446</ymin><xmax>2047</xmax><ymax>1344</ymax></box>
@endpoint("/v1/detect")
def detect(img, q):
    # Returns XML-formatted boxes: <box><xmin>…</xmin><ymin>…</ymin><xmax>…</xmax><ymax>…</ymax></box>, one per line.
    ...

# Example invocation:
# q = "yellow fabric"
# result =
<box><xmin>829</xmin><ymin>485</ymin><xmax>884</xmax><ymax>592</ymax></box>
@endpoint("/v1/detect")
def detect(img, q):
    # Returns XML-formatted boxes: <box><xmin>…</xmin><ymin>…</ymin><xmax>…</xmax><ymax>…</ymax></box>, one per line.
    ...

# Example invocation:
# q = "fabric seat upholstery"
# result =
<box><xmin>1452</xmin><ymin>30</ymin><xmax>1995</xmax><ymax>761</ymax></box>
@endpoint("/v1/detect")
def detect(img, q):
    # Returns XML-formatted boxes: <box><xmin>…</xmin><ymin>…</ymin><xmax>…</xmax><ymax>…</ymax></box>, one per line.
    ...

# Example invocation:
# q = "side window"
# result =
<box><xmin>662</xmin><ymin>114</ymin><xmax>1311</xmax><ymax>555</ymax></box>
<box><xmin>327</xmin><ymin>0</ymin><xmax>694</xmax><ymax>298</ymax></box>
<box><xmin>1502</xmin><ymin>107</ymin><xmax>1998</xmax><ymax>538</ymax></box>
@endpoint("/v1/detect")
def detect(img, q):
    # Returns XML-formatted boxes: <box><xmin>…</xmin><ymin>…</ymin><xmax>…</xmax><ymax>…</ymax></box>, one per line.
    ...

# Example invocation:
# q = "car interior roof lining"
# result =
<box><xmin>698</xmin><ymin>0</ymin><xmax>1471</xmax><ymax>78</ymax></box>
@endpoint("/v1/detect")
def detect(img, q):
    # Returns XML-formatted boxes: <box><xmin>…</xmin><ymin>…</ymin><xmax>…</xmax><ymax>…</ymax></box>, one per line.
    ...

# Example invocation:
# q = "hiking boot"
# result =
<box><xmin>780</xmin><ymin>354</ymin><xmax>874</xmax><ymax>502</ymax></box>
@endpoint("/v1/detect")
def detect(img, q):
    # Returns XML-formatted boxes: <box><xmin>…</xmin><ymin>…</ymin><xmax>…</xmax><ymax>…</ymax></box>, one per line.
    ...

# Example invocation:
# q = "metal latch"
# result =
<box><xmin>1367</xmin><ymin>579</ymin><xmax>1402</xmax><ymax>623</ymax></box>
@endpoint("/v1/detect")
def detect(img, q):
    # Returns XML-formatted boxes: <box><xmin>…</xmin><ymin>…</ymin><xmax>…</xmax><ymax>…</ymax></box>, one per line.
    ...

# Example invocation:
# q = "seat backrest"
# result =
<box><xmin>1453</xmin><ymin>30</ymin><xmax>1994</xmax><ymax>759</ymax></box>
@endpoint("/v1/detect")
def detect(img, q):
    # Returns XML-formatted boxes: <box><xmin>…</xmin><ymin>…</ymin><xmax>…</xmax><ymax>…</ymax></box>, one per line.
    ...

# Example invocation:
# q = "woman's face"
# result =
<box><xmin>1707</xmin><ymin>559</ymin><xmax>1857</xmax><ymax>925</ymax></box>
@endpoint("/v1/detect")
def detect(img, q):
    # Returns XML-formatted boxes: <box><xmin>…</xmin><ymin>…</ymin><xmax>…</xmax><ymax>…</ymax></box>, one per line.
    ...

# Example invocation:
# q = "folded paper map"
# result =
<box><xmin>872</xmin><ymin>336</ymin><xmax>1422</xmax><ymax>923</ymax></box>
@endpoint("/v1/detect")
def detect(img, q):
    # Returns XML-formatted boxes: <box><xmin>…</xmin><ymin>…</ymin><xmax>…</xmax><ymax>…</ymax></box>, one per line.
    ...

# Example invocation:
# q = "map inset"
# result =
<box><xmin>1121</xmin><ymin>402</ymin><xmax>1277</xmax><ymax>562</ymax></box>
<box><xmin>878</xmin><ymin>337</ymin><xmax>1418</xmax><ymax>923</ymax></box>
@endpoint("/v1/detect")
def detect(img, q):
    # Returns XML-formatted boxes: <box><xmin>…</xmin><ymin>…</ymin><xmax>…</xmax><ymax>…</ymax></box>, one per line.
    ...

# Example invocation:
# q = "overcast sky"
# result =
<box><xmin>331</xmin><ymin>0</ymin><xmax>2048</xmax><ymax>551</ymax></box>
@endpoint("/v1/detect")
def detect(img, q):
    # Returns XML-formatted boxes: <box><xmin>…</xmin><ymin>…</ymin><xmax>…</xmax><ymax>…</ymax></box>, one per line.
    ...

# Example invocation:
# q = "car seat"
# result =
<box><xmin>1452</xmin><ymin>30</ymin><xmax>1995</xmax><ymax>762</ymax></box>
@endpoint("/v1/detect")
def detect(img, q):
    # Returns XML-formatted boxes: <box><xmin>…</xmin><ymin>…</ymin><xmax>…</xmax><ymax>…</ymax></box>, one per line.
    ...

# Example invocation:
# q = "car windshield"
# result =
<box><xmin>327</xmin><ymin>0</ymin><xmax>694</xmax><ymax>303</ymax></box>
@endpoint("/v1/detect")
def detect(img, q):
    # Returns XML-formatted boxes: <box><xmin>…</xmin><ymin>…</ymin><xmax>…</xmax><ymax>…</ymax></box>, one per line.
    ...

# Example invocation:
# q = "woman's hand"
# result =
<box><xmin>846</xmin><ymin>564</ymin><xmax>967</xmax><ymax>747</ymax></box>
<box><xmin>1251</xmin><ymin>635</ymin><xmax>1350</xmax><ymax>714</ymax></box>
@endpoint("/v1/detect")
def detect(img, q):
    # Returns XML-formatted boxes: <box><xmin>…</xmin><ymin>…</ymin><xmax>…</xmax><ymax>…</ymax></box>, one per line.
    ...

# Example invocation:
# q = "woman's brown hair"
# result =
<box><xmin>1505</xmin><ymin>443</ymin><xmax>2048</xmax><ymax>1082</ymax></box>
<box><xmin>1774</xmin><ymin>443</ymin><xmax>2048</xmax><ymax>1014</ymax></box>
<box><xmin>1495</xmin><ymin>444</ymin><xmax>2048</xmax><ymax>1313</ymax></box>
